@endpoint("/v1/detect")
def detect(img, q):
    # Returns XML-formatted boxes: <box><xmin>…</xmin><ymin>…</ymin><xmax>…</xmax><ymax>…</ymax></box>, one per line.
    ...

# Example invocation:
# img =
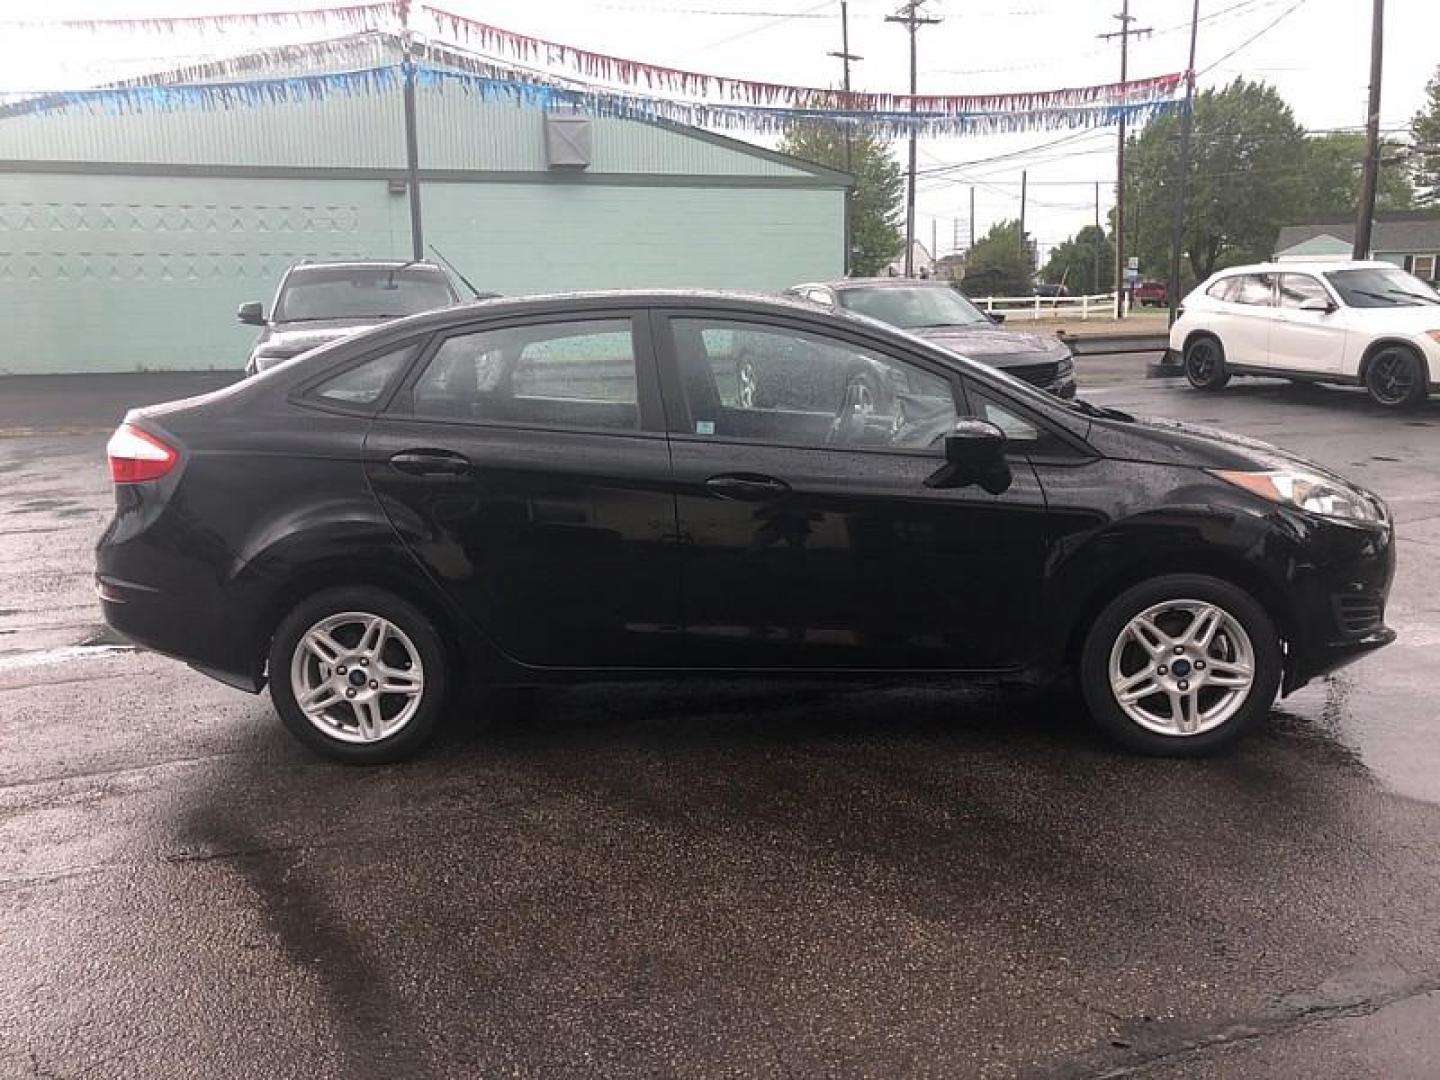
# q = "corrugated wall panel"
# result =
<box><xmin>1</xmin><ymin>90</ymin><xmax>820</xmax><ymax>179</ymax></box>
<box><xmin>0</xmin><ymin>93</ymin><xmax>408</xmax><ymax>169</ymax></box>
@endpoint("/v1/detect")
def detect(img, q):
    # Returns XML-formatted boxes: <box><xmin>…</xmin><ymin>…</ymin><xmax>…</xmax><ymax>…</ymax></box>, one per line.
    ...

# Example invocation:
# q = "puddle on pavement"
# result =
<box><xmin>0</xmin><ymin>625</ymin><xmax>136</xmax><ymax>670</ymax></box>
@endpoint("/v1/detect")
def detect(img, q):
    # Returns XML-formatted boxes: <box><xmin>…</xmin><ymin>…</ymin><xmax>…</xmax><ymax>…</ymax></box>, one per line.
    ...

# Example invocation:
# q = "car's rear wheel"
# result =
<box><xmin>1183</xmin><ymin>336</ymin><xmax>1230</xmax><ymax>390</ymax></box>
<box><xmin>1363</xmin><ymin>346</ymin><xmax>1427</xmax><ymax>409</ymax></box>
<box><xmin>1080</xmin><ymin>574</ymin><xmax>1281</xmax><ymax>756</ymax></box>
<box><xmin>269</xmin><ymin>586</ymin><xmax>449</xmax><ymax>764</ymax></box>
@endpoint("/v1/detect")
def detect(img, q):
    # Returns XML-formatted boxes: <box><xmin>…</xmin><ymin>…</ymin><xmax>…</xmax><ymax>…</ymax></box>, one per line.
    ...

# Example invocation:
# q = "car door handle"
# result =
<box><xmin>389</xmin><ymin>449</ymin><xmax>473</xmax><ymax>477</ymax></box>
<box><xmin>704</xmin><ymin>473</ymin><xmax>791</xmax><ymax>501</ymax></box>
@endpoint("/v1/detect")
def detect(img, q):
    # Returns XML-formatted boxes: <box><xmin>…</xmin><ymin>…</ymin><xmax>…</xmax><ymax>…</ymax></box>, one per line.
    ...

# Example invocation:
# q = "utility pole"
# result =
<box><xmin>829</xmin><ymin>0</ymin><xmax>862</xmax><ymax>275</ymax></box>
<box><xmin>931</xmin><ymin>217</ymin><xmax>938</xmax><ymax>274</ymax></box>
<box><xmin>887</xmin><ymin>0</ymin><xmax>941</xmax><ymax>277</ymax></box>
<box><xmin>1100</xmin><ymin>1</ymin><xmax>1152</xmax><ymax>318</ymax></box>
<box><xmin>398</xmin><ymin>0</ymin><xmax>424</xmax><ymax>261</ymax></box>
<box><xmin>1019</xmin><ymin>170</ymin><xmax>1028</xmax><ymax>257</ymax></box>
<box><xmin>1354</xmin><ymin>0</ymin><xmax>1384</xmax><ymax>260</ymax></box>
<box><xmin>1167</xmin><ymin>0</ymin><xmax>1200</xmax><ymax>326</ymax></box>
<box><xmin>1094</xmin><ymin>181</ymin><xmax>1102</xmax><ymax>295</ymax></box>
<box><xmin>969</xmin><ymin>185</ymin><xmax>975</xmax><ymax>250</ymax></box>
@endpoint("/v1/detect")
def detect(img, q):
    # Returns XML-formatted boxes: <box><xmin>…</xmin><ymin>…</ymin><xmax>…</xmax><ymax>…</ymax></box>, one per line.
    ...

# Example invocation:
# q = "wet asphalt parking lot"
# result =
<box><xmin>2</xmin><ymin>363</ymin><xmax>1439</xmax><ymax>1078</ymax></box>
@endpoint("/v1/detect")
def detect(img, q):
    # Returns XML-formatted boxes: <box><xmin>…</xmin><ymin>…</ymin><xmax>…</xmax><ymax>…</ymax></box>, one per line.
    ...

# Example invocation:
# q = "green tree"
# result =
<box><xmin>1040</xmin><ymin>225</ymin><xmax>1114</xmax><ymax>295</ymax></box>
<box><xmin>1301</xmin><ymin>131</ymin><xmax>1412</xmax><ymax>214</ymax></box>
<box><xmin>778</xmin><ymin>125</ymin><xmax>903</xmax><ymax>275</ymax></box>
<box><xmin>1123</xmin><ymin>79</ymin><xmax>1309</xmax><ymax>282</ymax></box>
<box><xmin>1411</xmin><ymin>65</ymin><xmax>1440</xmax><ymax>206</ymax></box>
<box><xmin>961</xmin><ymin>219</ymin><xmax>1036</xmax><ymax>297</ymax></box>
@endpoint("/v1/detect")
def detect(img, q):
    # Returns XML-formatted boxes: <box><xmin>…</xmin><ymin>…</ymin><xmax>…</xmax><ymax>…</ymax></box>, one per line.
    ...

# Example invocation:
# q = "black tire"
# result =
<box><xmin>1079</xmin><ymin>574</ymin><xmax>1282</xmax><ymax>757</ymax></box>
<box><xmin>1363</xmin><ymin>345</ymin><xmax>1428</xmax><ymax>409</ymax></box>
<box><xmin>268</xmin><ymin>586</ymin><xmax>450</xmax><ymax>764</ymax></box>
<box><xmin>1183</xmin><ymin>335</ymin><xmax>1231</xmax><ymax>390</ymax></box>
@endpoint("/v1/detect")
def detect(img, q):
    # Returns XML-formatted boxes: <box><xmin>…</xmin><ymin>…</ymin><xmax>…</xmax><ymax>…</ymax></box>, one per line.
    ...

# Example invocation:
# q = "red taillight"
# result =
<box><xmin>106</xmin><ymin>423</ymin><xmax>178</xmax><ymax>483</ymax></box>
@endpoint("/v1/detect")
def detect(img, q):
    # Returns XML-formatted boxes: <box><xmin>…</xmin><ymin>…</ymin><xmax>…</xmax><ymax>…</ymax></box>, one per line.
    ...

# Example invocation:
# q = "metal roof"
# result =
<box><xmin>1276</xmin><ymin>212</ymin><xmax>1440</xmax><ymax>256</ymax></box>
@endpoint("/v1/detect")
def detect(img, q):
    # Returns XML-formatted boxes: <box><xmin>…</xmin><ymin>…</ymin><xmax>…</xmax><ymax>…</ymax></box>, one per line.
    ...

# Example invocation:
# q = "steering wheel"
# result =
<box><xmin>826</xmin><ymin>370</ymin><xmax>899</xmax><ymax>446</ymax></box>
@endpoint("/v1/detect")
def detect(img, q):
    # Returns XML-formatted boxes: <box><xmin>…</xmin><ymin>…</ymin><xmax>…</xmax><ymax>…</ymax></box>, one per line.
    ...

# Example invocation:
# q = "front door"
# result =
<box><xmin>655</xmin><ymin>311</ymin><xmax>1054</xmax><ymax>671</ymax></box>
<box><xmin>364</xmin><ymin>311</ymin><xmax>684</xmax><ymax>669</ymax></box>
<box><xmin>1270</xmin><ymin>272</ymin><xmax>1348</xmax><ymax>374</ymax></box>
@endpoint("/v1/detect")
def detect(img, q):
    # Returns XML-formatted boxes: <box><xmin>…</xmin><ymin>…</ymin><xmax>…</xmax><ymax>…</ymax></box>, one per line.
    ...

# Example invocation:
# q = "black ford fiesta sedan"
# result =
<box><xmin>97</xmin><ymin>291</ymin><xmax>1396</xmax><ymax>763</ymax></box>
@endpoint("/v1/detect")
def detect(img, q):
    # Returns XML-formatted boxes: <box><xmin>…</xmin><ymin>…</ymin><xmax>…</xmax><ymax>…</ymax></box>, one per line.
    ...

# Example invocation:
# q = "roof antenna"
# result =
<box><xmin>428</xmin><ymin>245</ymin><xmax>485</xmax><ymax>300</ymax></box>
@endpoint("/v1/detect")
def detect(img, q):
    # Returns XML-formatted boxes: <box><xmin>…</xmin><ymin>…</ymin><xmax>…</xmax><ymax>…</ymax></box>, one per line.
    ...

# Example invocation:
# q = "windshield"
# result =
<box><xmin>1324</xmin><ymin>267</ymin><xmax>1440</xmax><ymax>308</ymax></box>
<box><xmin>275</xmin><ymin>266</ymin><xmax>455</xmax><ymax>322</ymax></box>
<box><xmin>836</xmin><ymin>285</ymin><xmax>991</xmax><ymax>329</ymax></box>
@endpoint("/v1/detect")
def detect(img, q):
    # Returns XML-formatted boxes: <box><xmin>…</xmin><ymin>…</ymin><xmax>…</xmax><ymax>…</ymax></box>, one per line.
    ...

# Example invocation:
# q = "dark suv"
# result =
<box><xmin>100</xmin><ymin>291</ymin><xmax>1394</xmax><ymax>764</ymax></box>
<box><xmin>240</xmin><ymin>260</ymin><xmax>461</xmax><ymax>375</ymax></box>
<box><xmin>788</xmin><ymin>279</ymin><xmax>1075</xmax><ymax>398</ymax></box>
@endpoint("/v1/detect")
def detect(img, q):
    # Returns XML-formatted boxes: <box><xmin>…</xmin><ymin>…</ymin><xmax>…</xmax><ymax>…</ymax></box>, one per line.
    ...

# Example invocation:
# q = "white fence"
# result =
<box><xmin>970</xmin><ymin>292</ymin><xmax>1121</xmax><ymax>321</ymax></box>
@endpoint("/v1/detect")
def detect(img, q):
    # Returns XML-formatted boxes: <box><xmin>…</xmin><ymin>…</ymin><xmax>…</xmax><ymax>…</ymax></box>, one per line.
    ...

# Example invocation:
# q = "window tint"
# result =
<box><xmin>1231</xmin><ymin>274</ymin><xmax>1276</xmax><ymax>306</ymax></box>
<box><xmin>671</xmin><ymin>318</ymin><xmax>956</xmax><ymax>450</ymax></box>
<box><xmin>1206</xmin><ymin>277</ymin><xmax>1239</xmax><ymax>301</ymax></box>
<box><xmin>1277</xmin><ymin>274</ymin><xmax>1330</xmax><ymax>309</ymax></box>
<box><xmin>309</xmin><ymin>343</ymin><xmax>417</xmax><ymax>407</ymax></box>
<box><xmin>276</xmin><ymin>266</ymin><xmax>453</xmax><ymax>321</ymax></box>
<box><xmin>409</xmin><ymin>319</ymin><xmax>637</xmax><ymax>430</ymax></box>
<box><xmin>966</xmin><ymin>388</ymin><xmax>1041</xmax><ymax>443</ymax></box>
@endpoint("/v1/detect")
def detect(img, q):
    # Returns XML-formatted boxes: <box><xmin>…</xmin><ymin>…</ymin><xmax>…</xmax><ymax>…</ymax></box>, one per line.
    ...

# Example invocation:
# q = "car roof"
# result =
<box><xmin>1211</xmin><ymin>260</ymin><xmax>1398</xmax><ymax>276</ymax></box>
<box><xmin>285</xmin><ymin>260</ymin><xmax>447</xmax><ymax>273</ymax></box>
<box><xmin>793</xmin><ymin>277</ymin><xmax>953</xmax><ymax>292</ymax></box>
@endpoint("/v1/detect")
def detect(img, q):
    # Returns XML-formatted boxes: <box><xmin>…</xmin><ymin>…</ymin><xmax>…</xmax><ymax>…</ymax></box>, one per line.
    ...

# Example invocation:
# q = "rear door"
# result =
<box><xmin>363</xmin><ymin>309</ymin><xmax>684</xmax><ymax>668</ymax></box>
<box><xmin>1270</xmin><ymin>272</ymin><xmax>1347</xmax><ymax>374</ymax></box>
<box><xmin>1221</xmin><ymin>272</ymin><xmax>1278</xmax><ymax>367</ymax></box>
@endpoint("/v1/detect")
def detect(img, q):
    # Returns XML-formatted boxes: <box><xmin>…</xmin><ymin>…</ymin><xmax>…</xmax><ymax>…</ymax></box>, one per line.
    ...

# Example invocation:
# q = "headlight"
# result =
<box><xmin>1210</xmin><ymin>468</ymin><xmax>1383</xmax><ymax>523</ymax></box>
<box><xmin>1056</xmin><ymin>353</ymin><xmax>1074</xmax><ymax>376</ymax></box>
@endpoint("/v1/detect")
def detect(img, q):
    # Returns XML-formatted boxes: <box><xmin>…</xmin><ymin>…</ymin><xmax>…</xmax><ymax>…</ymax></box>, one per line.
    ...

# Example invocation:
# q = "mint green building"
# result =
<box><xmin>0</xmin><ymin>40</ymin><xmax>849</xmax><ymax>374</ymax></box>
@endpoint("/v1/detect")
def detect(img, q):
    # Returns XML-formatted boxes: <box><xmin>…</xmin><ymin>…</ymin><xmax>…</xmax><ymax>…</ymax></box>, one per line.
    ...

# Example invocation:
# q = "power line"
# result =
<box><xmin>1197</xmin><ymin>0</ymin><xmax>1312</xmax><ymax>76</ymax></box>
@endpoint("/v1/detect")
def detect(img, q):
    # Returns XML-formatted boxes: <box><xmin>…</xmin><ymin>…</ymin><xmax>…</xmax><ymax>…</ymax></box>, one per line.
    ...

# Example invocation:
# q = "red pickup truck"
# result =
<box><xmin>1133</xmin><ymin>280</ymin><xmax>1168</xmax><ymax>307</ymax></box>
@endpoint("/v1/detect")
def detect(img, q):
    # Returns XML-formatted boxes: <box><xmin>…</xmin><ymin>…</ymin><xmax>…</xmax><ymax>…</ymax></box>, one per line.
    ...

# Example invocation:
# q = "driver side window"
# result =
<box><xmin>669</xmin><ymin>317</ymin><xmax>957</xmax><ymax>450</ymax></box>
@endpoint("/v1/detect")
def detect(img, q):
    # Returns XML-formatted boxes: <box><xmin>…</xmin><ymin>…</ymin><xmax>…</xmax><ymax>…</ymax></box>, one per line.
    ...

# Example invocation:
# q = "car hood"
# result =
<box><xmin>255</xmin><ymin>318</ymin><xmax>387</xmax><ymax>357</ymax></box>
<box><xmin>1084</xmin><ymin>410</ymin><xmax>1343</xmax><ymax>474</ymax></box>
<box><xmin>911</xmin><ymin>324</ymin><xmax>1069</xmax><ymax>365</ymax></box>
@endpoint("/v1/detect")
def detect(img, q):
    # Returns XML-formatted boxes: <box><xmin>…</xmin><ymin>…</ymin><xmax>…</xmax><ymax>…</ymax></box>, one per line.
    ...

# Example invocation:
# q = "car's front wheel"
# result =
<box><xmin>269</xmin><ymin>586</ymin><xmax>449</xmax><ymax>764</ymax></box>
<box><xmin>1363</xmin><ymin>345</ymin><xmax>1428</xmax><ymax>409</ymax></box>
<box><xmin>1183</xmin><ymin>335</ymin><xmax>1230</xmax><ymax>390</ymax></box>
<box><xmin>1080</xmin><ymin>574</ymin><xmax>1281</xmax><ymax>756</ymax></box>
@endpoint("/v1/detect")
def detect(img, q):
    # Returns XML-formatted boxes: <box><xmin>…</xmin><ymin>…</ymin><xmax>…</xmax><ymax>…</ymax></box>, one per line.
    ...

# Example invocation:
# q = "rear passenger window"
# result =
<box><xmin>409</xmin><ymin>319</ymin><xmax>637</xmax><ymax>431</ymax></box>
<box><xmin>1206</xmin><ymin>278</ymin><xmax>1239</xmax><ymax>301</ymax></box>
<box><xmin>309</xmin><ymin>343</ymin><xmax>417</xmax><ymax>408</ymax></box>
<box><xmin>1231</xmin><ymin>274</ymin><xmax>1276</xmax><ymax>306</ymax></box>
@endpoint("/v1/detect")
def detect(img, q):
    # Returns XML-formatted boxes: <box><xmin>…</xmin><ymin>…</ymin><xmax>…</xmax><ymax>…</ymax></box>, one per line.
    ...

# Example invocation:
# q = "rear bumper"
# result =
<box><xmin>97</xmin><ymin>571</ymin><xmax>265</xmax><ymax>694</ymax></box>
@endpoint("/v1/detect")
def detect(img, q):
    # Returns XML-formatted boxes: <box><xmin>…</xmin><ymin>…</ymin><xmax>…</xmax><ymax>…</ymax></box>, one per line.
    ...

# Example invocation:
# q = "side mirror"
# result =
<box><xmin>237</xmin><ymin>301</ymin><xmax>265</xmax><ymax>326</ymax></box>
<box><xmin>1298</xmin><ymin>297</ymin><xmax>1335</xmax><ymax>313</ymax></box>
<box><xmin>925</xmin><ymin>419</ymin><xmax>1012</xmax><ymax>494</ymax></box>
<box><xmin>988</xmin><ymin>311</ymin><xmax>1007</xmax><ymax>325</ymax></box>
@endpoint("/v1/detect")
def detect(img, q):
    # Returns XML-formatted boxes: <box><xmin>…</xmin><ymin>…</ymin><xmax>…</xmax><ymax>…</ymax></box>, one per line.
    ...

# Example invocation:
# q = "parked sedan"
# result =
<box><xmin>100</xmin><ymin>290</ymin><xmax>1394</xmax><ymax>764</ymax></box>
<box><xmin>240</xmin><ymin>260</ymin><xmax>463</xmax><ymax>375</ymax></box>
<box><xmin>1169</xmin><ymin>260</ymin><xmax>1440</xmax><ymax>408</ymax></box>
<box><xmin>787</xmin><ymin>279</ymin><xmax>1076</xmax><ymax>399</ymax></box>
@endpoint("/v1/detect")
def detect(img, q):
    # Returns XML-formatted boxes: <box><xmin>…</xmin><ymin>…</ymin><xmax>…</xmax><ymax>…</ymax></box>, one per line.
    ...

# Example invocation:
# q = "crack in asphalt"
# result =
<box><xmin>1060</xmin><ymin>975</ymin><xmax>1440</xmax><ymax>1078</ymax></box>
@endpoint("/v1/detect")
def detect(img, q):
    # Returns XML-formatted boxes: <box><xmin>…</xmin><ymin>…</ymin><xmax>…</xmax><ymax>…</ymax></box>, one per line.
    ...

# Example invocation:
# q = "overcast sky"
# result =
<box><xmin>3</xmin><ymin>0</ymin><xmax>1435</xmax><ymax>267</ymax></box>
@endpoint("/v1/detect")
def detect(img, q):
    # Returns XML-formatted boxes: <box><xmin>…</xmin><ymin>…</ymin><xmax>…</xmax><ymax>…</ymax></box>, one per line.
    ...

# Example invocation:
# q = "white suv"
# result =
<box><xmin>1168</xmin><ymin>260</ymin><xmax>1440</xmax><ymax>408</ymax></box>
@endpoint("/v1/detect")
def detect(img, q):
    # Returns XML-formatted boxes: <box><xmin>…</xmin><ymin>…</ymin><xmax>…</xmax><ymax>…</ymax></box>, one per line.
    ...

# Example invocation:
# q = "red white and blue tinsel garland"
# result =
<box><xmin>1</xmin><ymin>61</ymin><xmax>1184</xmax><ymax>137</ymax></box>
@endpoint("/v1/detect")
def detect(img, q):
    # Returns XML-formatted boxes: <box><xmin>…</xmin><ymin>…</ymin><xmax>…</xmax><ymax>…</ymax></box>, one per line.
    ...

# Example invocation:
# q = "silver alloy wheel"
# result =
<box><xmin>1107</xmin><ymin>598</ymin><xmax>1255</xmax><ymax>737</ymax></box>
<box><xmin>290</xmin><ymin>611</ymin><xmax>425</xmax><ymax>744</ymax></box>
<box><xmin>737</xmin><ymin>358</ymin><xmax>758</xmax><ymax>408</ymax></box>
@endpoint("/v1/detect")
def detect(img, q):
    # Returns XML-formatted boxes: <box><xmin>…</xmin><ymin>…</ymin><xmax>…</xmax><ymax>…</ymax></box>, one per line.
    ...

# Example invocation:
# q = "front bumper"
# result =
<box><xmin>1281</xmin><ymin>510</ymin><xmax>1398</xmax><ymax>693</ymax></box>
